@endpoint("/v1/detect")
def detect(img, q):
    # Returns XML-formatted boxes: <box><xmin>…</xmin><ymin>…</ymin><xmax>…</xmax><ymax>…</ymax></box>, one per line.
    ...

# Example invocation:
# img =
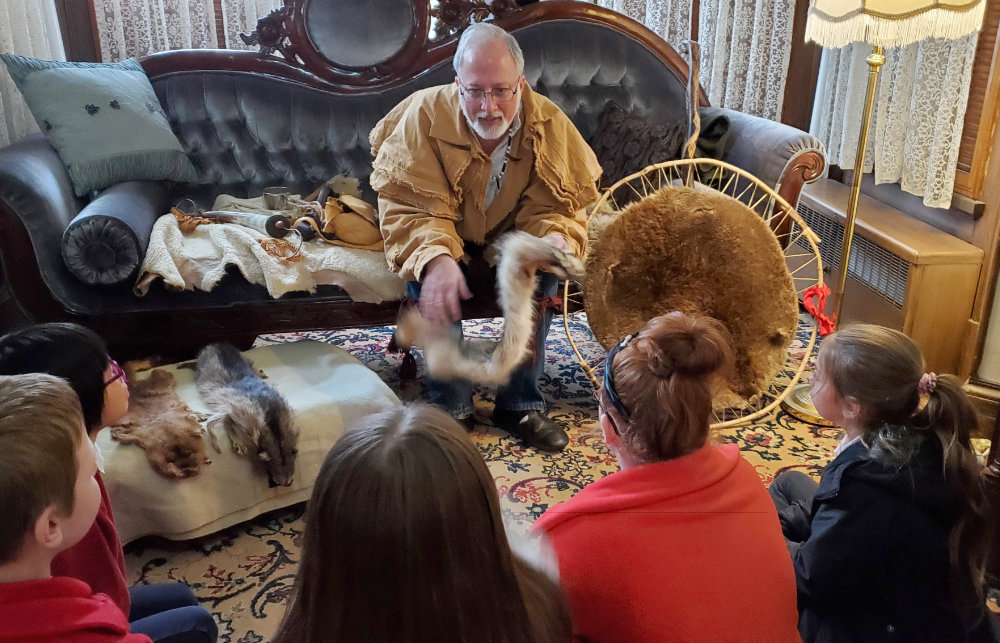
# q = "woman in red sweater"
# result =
<box><xmin>533</xmin><ymin>312</ymin><xmax>800</xmax><ymax>642</ymax></box>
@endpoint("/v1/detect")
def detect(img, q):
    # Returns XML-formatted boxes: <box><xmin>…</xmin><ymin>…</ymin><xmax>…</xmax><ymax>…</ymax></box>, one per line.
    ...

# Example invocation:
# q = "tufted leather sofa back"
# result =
<box><xmin>153</xmin><ymin>20</ymin><xmax>689</xmax><ymax>205</ymax></box>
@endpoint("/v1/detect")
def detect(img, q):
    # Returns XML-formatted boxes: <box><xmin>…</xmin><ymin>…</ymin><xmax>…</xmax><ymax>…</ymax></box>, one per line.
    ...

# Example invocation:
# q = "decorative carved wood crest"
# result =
<box><xmin>241</xmin><ymin>1</ymin><xmax>525</xmax><ymax>61</ymax></box>
<box><xmin>240</xmin><ymin>7</ymin><xmax>297</xmax><ymax>60</ymax></box>
<box><xmin>177</xmin><ymin>0</ymin><xmax>692</xmax><ymax>95</ymax></box>
<box><xmin>430</xmin><ymin>0</ymin><xmax>522</xmax><ymax>40</ymax></box>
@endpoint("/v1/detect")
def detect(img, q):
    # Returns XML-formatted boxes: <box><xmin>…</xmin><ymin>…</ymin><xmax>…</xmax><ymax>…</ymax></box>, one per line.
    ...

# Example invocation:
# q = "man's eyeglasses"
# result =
<box><xmin>458</xmin><ymin>80</ymin><xmax>520</xmax><ymax>103</ymax></box>
<box><xmin>104</xmin><ymin>358</ymin><xmax>126</xmax><ymax>388</ymax></box>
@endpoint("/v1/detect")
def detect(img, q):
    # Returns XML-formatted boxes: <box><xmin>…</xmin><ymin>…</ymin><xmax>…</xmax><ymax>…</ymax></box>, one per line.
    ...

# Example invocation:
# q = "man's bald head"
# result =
<box><xmin>452</xmin><ymin>22</ymin><xmax>524</xmax><ymax>78</ymax></box>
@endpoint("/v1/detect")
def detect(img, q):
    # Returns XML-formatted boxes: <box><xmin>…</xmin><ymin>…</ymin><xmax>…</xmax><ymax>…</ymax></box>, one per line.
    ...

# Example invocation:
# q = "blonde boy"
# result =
<box><xmin>0</xmin><ymin>374</ymin><xmax>149</xmax><ymax>642</ymax></box>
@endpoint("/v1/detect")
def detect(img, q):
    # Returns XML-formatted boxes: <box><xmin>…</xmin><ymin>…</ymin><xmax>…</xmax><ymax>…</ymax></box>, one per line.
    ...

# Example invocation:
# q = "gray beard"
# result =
<box><xmin>463</xmin><ymin>109</ymin><xmax>510</xmax><ymax>141</ymax></box>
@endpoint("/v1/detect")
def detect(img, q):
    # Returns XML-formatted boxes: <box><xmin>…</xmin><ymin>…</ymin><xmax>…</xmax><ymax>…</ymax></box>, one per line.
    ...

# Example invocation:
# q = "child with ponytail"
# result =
<box><xmin>770</xmin><ymin>324</ymin><xmax>992</xmax><ymax>642</ymax></box>
<box><xmin>533</xmin><ymin>312</ymin><xmax>800</xmax><ymax>642</ymax></box>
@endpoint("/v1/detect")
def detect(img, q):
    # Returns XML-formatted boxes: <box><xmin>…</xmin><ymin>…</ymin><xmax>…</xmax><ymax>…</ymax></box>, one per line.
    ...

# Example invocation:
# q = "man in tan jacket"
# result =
<box><xmin>370</xmin><ymin>22</ymin><xmax>601</xmax><ymax>451</ymax></box>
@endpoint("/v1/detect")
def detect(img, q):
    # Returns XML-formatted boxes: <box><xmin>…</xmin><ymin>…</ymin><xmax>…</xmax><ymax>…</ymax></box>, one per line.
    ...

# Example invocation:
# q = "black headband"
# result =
<box><xmin>602</xmin><ymin>333</ymin><xmax>635</xmax><ymax>422</ymax></box>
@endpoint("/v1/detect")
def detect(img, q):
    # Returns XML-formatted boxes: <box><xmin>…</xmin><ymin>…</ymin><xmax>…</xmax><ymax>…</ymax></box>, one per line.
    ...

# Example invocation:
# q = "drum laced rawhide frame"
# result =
<box><xmin>561</xmin><ymin>43</ymin><xmax>826</xmax><ymax>430</ymax></box>
<box><xmin>561</xmin><ymin>158</ymin><xmax>825</xmax><ymax>429</ymax></box>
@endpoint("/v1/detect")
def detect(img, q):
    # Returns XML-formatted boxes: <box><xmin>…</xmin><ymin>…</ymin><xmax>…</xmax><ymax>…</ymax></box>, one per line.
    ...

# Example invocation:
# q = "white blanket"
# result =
<box><xmin>136</xmin><ymin>213</ymin><xmax>405</xmax><ymax>303</ymax></box>
<box><xmin>97</xmin><ymin>340</ymin><xmax>401</xmax><ymax>543</ymax></box>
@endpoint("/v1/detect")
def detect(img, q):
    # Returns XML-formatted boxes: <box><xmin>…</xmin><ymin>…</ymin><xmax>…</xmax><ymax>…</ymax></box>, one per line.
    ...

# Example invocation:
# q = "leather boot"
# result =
<box><xmin>492</xmin><ymin>409</ymin><xmax>569</xmax><ymax>452</ymax></box>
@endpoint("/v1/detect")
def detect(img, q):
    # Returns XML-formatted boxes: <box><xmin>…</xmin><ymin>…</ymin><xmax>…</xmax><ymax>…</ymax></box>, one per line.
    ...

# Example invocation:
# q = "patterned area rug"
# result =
<box><xmin>124</xmin><ymin>313</ymin><xmax>841</xmax><ymax>642</ymax></box>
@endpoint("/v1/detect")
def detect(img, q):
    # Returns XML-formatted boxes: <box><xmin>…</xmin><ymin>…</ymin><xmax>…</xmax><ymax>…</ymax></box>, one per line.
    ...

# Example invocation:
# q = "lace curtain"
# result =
<box><xmin>0</xmin><ymin>0</ymin><xmax>65</xmax><ymax>147</ymax></box>
<box><xmin>810</xmin><ymin>34</ymin><xmax>979</xmax><ymax>209</ymax></box>
<box><xmin>698</xmin><ymin>0</ymin><xmax>794</xmax><ymax>121</ymax></box>
<box><xmin>593</xmin><ymin>0</ymin><xmax>691</xmax><ymax>53</ymax></box>
<box><xmin>94</xmin><ymin>0</ymin><xmax>217</xmax><ymax>61</ymax></box>
<box><xmin>219</xmin><ymin>0</ymin><xmax>283</xmax><ymax>50</ymax></box>
<box><xmin>93</xmin><ymin>0</ymin><xmax>283</xmax><ymax>60</ymax></box>
<box><xmin>592</xmin><ymin>0</ymin><xmax>795</xmax><ymax>121</ymax></box>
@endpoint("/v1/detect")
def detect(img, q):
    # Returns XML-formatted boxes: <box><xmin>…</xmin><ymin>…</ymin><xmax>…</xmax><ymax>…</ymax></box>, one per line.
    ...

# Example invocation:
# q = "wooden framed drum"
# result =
<box><xmin>564</xmin><ymin>158</ymin><xmax>825</xmax><ymax>429</ymax></box>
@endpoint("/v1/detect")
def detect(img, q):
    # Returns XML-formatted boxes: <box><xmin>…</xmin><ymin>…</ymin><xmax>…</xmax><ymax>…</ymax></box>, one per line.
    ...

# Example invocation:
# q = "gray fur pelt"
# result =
<box><xmin>194</xmin><ymin>343</ymin><xmax>298</xmax><ymax>487</ymax></box>
<box><xmin>395</xmin><ymin>231</ymin><xmax>585</xmax><ymax>386</ymax></box>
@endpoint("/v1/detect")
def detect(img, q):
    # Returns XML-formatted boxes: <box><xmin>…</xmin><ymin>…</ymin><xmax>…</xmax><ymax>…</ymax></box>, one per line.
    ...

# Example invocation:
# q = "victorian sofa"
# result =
<box><xmin>0</xmin><ymin>0</ymin><xmax>825</xmax><ymax>358</ymax></box>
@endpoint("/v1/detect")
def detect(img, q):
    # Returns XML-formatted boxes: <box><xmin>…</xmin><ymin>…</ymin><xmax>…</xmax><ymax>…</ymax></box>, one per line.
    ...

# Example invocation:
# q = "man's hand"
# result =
<box><xmin>543</xmin><ymin>233</ymin><xmax>572</xmax><ymax>253</ymax></box>
<box><xmin>419</xmin><ymin>255</ymin><xmax>472</xmax><ymax>325</ymax></box>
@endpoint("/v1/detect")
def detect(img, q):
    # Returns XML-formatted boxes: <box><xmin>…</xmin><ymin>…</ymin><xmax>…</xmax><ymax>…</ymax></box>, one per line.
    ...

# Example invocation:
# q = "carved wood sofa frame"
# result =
<box><xmin>0</xmin><ymin>0</ymin><xmax>825</xmax><ymax>359</ymax></box>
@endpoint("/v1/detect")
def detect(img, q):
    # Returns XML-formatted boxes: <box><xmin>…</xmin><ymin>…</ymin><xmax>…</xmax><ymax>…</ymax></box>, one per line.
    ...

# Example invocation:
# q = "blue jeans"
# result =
<box><xmin>406</xmin><ymin>270</ymin><xmax>558</xmax><ymax>418</ymax></box>
<box><xmin>129</xmin><ymin>583</ymin><xmax>217</xmax><ymax>643</ymax></box>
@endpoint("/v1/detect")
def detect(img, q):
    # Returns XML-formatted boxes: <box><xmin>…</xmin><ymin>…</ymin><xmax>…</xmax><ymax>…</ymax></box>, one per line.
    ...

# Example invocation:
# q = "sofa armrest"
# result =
<box><xmin>703</xmin><ymin>107</ymin><xmax>826</xmax><ymax>208</ymax></box>
<box><xmin>0</xmin><ymin>134</ymin><xmax>80</xmax><ymax>240</ymax></box>
<box><xmin>63</xmin><ymin>181</ymin><xmax>169</xmax><ymax>285</ymax></box>
<box><xmin>0</xmin><ymin>135</ymin><xmax>84</xmax><ymax>316</ymax></box>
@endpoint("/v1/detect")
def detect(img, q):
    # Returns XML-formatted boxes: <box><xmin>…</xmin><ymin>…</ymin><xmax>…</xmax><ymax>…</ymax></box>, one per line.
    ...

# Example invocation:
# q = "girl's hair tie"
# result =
<box><xmin>918</xmin><ymin>372</ymin><xmax>938</xmax><ymax>395</ymax></box>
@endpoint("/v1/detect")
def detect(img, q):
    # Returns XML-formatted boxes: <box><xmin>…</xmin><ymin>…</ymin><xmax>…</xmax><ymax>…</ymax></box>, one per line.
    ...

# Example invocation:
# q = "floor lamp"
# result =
<box><xmin>783</xmin><ymin>0</ymin><xmax>986</xmax><ymax>425</ymax></box>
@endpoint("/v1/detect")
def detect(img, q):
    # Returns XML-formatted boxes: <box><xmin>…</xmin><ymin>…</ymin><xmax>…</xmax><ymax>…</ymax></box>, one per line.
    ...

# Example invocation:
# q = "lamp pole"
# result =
<box><xmin>831</xmin><ymin>45</ymin><xmax>885</xmax><ymax>326</ymax></box>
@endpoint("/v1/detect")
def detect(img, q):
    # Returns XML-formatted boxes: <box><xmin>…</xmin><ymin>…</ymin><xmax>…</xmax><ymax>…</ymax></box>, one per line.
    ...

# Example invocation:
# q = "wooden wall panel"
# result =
<box><xmin>54</xmin><ymin>0</ymin><xmax>100</xmax><ymax>62</ymax></box>
<box><xmin>954</xmin><ymin>0</ymin><xmax>1000</xmax><ymax>200</ymax></box>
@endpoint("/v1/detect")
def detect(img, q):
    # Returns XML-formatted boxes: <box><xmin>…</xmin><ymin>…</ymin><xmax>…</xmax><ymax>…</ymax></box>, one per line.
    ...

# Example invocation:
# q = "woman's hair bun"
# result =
<box><xmin>632</xmin><ymin>314</ymin><xmax>733</xmax><ymax>380</ymax></box>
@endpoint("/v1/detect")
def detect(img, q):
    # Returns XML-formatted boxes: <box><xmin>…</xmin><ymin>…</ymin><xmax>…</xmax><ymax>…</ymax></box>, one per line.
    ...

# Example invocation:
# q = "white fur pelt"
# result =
<box><xmin>395</xmin><ymin>231</ymin><xmax>585</xmax><ymax>386</ymax></box>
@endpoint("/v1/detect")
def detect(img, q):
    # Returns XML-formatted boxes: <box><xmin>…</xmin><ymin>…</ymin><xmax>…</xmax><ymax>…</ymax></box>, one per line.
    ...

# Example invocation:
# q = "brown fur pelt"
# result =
<box><xmin>395</xmin><ymin>231</ymin><xmax>585</xmax><ymax>386</ymax></box>
<box><xmin>585</xmin><ymin>186</ymin><xmax>799</xmax><ymax>400</ymax></box>
<box><xmin>110</xmin><ymin>365</ymin><xmax>211</xmax><ymax>479</ymax></box>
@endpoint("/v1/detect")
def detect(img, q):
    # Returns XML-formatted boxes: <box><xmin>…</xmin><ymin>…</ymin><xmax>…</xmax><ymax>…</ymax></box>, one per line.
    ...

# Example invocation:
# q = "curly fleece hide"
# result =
<box><xmin>585</xmin><ymin>186</ymin><xmax>799</xmax><ymax>400</ymax></box>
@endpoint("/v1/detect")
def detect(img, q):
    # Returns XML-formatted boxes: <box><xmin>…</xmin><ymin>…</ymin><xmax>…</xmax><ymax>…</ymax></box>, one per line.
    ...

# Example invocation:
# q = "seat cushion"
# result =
<box><xmin>96</xmin><ymin>339</ymin><xmax>400</xmax><ymax>543</ymax></box>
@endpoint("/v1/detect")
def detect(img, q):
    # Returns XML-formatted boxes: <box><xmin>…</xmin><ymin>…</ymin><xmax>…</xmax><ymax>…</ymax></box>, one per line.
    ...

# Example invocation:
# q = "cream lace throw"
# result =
<box><xmin>811</xmin><ymin>33</ymin><xmax>979</xmax><ymax>209</ymax></box>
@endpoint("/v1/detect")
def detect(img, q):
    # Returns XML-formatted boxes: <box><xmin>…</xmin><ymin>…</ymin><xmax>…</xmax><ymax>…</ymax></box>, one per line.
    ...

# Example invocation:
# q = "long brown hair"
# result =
<box><xmin>820</xmin><ymin>324</ymin><xmax>990</xmax><ymax>611</ymax></box>
<box><xmin>609</xmin><ymin>313</ymin><xmax>734</xmax><ymax>463</ymax></box>
<box><xmin>273</xmin><ymin>404</ymin><xmax>569</xmax><ymax>643</ymax></box>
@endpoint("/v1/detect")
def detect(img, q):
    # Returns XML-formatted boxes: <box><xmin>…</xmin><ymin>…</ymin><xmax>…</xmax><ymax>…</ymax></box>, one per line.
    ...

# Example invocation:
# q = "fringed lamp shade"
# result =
<box><xmin>806</xmin><ymin>0</ymin><xmax>987</xmax><ymax>48</ymax></box>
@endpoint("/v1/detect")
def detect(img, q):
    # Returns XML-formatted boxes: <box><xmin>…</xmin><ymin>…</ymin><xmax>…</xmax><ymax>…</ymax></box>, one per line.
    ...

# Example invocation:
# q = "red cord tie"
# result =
<box><xmin>802</xmin><ymin>283</ymin><xmax>836</xmax><ymax>337</ymax></box>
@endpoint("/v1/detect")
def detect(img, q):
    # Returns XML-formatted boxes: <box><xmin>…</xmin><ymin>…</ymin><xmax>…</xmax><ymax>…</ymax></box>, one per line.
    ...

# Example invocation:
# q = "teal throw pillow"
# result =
<box><xmin>0</xmin><ymin>54</ymin><xmax>196</xmax><ymax>196</ymax></box>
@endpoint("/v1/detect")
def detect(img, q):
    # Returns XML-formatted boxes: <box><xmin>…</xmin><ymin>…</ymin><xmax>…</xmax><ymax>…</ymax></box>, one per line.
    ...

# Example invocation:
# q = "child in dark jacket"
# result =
<box><xmin>0</xmin><ymin>323</ymin><xmax>217</xmax><ymax>643</ymax></box>
<box><xmin>0</xmin><ymin>374</ymin><xmax>149</xmax><ymax>642</ymax></box>
<box><xmin>770</xmin><ymin>324</ymin><xmax>993</xmax><ymax>642</ymax></box>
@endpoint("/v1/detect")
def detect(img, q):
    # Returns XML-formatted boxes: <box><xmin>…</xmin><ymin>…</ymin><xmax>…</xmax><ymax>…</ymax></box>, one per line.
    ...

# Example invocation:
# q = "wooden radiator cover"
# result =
<box><xmin>788</xmin><ymin>179</ymin><xmax>983</xmax><ymax>374</ymax></box>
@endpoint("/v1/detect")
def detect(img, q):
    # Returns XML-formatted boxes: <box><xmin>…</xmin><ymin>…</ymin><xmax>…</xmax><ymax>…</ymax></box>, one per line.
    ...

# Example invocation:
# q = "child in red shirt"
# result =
<box><xmin>0</xmin><ymin>373</ymin><xmax>149</xmax><ymax>642</ymax></box>
<box><xmin>0</xmin><ymin>324</ymin><xmax>216</xmax><ymax>643</ymax></box>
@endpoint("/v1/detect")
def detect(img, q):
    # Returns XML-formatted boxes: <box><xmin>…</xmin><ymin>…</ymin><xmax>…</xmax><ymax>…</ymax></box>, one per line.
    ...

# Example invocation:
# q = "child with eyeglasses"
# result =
<box><xmin>0</xmin><ymin>323</ymin><xmax>217</xmax><ymax>643</ymax></box>
<box><xmin>533</xmin><ymin>312</ymin><xmax>799</xmax><ymax>642</ymax></box>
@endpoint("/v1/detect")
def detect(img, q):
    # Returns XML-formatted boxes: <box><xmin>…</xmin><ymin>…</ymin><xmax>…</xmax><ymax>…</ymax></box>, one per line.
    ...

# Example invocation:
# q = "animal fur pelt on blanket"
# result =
<box><xmin>135</xmin><ymin>208</ymin><xmax>405</xmax><ymax>303</ymax></box>
<box><xmin>394</xmin><ymin>231</ymin><xmax>585</xmax><ymax>386</ymax></box>
<box><xmin>110</xmin><ymin>365</ymin><xmax>211</xmax><ymax>479</ymax></box>
<box><xmin>195</xmin><ymin>343</ymin><xmax>298</xmax><ymax>487</ymax></box>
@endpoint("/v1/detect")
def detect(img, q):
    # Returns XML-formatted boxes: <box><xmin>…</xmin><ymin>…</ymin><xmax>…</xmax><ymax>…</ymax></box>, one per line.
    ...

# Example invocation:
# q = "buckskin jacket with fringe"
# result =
<box><xmin>369</xmin><ymin>83</ymin><xmax>602</xmax><ymax>281</ymax></box>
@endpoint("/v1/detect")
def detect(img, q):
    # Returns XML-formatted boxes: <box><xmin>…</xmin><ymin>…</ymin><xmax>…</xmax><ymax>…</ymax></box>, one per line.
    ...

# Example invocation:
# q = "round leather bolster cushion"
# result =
<box><xmin>62</xmin><ymin>181</ymin><xmax>168</xmax><ymax>286</ymax></box>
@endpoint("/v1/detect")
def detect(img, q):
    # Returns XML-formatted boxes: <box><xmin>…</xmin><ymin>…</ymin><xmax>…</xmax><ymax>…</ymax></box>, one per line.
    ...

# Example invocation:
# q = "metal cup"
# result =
<box><xmin>263</xmin><ymin>186</ymin><xmax>290</xmax><ymax>210</ymax></box>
